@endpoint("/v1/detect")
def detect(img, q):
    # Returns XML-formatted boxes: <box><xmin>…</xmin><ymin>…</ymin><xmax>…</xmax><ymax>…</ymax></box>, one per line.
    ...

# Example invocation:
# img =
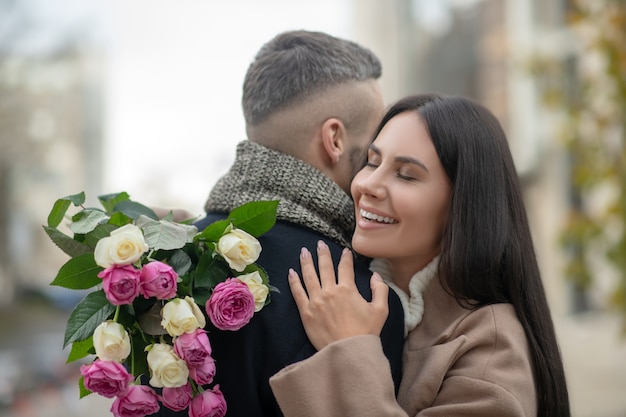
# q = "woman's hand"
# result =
<box><xmin>288</xmin><ymin>240</ymin><xmax>390</xmax><ymax>351</ymax></box>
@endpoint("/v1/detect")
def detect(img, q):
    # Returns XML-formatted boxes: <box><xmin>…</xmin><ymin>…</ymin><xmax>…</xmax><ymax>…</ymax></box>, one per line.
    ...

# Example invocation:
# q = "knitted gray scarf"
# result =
<box><xmin>204</xmin><ymin>140</ymin><xmax>356</xmax><ymax>248</ymax></box>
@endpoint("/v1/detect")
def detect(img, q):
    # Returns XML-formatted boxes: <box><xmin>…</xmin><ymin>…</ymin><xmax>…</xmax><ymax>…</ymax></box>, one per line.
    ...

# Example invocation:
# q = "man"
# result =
<box><xmin>161</xmin><ymin>30</ymin><xmax>404</xmax><ymax>416</ymax></box>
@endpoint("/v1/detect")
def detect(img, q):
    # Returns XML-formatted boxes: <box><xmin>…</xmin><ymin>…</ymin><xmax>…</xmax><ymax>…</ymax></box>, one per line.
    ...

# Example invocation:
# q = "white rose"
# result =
<box><xmin>146</xmin><ymin>343</ymin><xmax>189</xmax><ymax>388</ymax></box>
<box><xmin>216</xmin><ymin>228</ymin><xmax>261</xmax><ymax>272</ymax></box>
<box><xmin>161</xmin><ymin>296</ymin><xmax>206</xmax><ymax>337</ymax></box>
<box><xmin>237</xmin><ymin>272</ymin><xmax>269</xmax><ymax>312</ymax></box>
<box><xmin>94</xmin><ymin>224</ymin><xmax>149</xmax><ymax>268</ymax></box>
<box><xmin>93</xmin><ymin>321</ymin><xmax>131</xmax><ymax>362</ymax></box>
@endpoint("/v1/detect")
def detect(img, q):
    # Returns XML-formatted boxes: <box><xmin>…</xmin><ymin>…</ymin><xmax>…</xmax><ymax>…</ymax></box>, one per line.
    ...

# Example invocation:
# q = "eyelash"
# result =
<box><xmin>365</xmin><ymin>162</ymin><xmax>417</xmax><ymax>182</ymax></box>
<box><xmin>397</xmin><ymin>173</ymin><xmax>416</xmax><ymax>181</ymax></box>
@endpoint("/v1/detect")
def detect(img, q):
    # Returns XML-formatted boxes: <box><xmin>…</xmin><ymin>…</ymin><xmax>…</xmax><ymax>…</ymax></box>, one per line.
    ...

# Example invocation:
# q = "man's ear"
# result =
<box><xmin>320</xmin><ymin>117</ymin><xmax>346</xmax><ymax>165</ymax></box>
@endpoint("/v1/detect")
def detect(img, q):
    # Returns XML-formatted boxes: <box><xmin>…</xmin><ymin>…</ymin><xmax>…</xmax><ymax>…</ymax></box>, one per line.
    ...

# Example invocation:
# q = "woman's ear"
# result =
<box><xmin>320</xmin><ymin>117</ymin><xmax>346</xmax><ymax>165</ymax></box>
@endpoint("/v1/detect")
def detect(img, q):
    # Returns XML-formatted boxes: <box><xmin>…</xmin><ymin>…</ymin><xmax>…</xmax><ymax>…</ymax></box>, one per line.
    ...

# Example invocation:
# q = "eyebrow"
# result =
<box><xmin>369</xmin><ymin>144</ymin><xmax>430</xmax><ymax>173</ymax></box>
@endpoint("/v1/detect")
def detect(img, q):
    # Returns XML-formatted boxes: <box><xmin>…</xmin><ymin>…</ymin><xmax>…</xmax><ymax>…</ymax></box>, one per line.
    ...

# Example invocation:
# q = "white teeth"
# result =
<box><xmin>360</xmin><ymin>209</ymin><xmax>398</xmax><ymax>224</ymax></box>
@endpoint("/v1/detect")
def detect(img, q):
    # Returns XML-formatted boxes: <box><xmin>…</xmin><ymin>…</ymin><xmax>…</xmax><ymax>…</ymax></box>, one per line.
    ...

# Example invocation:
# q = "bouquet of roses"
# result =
<box><xmin>43</xmin><ymin>191</ymin><xmax>278</xmax><ymax>417</ymax></box>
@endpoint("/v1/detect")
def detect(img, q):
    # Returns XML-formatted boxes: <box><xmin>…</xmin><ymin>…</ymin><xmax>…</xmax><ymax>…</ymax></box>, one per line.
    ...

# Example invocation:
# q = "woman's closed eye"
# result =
<box><xmin>364</xmin><ymin>160</ymin><xmax>420</xmax><ymax>181</ymax></box>
<box><xmin>397</xmin><ymin>171</ymin><xmax>417</xmax><ymax>181</ymax></box>
<box><xmin>396</xmin><ymin>166</ymin><xmax>421</xmax><ymax>181</ymax></box>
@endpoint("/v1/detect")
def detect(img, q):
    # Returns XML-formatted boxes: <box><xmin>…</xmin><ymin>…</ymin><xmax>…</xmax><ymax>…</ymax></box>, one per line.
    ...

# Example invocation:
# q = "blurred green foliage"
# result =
<box><xmin>532</xmin><ymin>0</ymin><xmax>626</xmax><ymax>330</ymax></box>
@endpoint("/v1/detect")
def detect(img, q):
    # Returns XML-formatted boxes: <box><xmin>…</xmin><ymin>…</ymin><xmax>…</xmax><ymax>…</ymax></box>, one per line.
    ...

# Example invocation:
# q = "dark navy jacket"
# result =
<box><xmin>154</xmin><ymin>214</ymin><xmax>405</xmax><ymax>417</ymax></box>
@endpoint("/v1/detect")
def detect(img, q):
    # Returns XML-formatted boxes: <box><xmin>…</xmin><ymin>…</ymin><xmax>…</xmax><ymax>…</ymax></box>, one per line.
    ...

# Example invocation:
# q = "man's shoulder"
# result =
<box><xmin>195</xmin><ymin>213</ymin><xmax>372</xmax><ymax>278</ymax></box>
<box><xmin>197</xmin><ymin>213</ymin><xmax>340</xmax><ymax>251</ymax></box>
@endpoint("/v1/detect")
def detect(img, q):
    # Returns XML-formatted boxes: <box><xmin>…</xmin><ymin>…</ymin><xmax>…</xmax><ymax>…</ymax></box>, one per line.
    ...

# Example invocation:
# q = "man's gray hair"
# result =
<box><xmin>242</xmin><ymin>30</ymin><xmax>382</xmax><ymax>126</ymax></box>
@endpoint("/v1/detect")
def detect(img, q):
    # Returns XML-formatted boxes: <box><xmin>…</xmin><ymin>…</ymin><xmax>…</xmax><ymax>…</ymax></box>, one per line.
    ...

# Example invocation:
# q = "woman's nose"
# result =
<box><xmin>355</xmin><ymin>171</ymin><xmax>386</xmax><ymax>199</ymax></box>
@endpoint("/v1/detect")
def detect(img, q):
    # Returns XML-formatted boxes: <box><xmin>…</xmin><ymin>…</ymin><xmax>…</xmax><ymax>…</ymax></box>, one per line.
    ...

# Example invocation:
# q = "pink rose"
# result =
<box><xmin>189</xmin><ymin>357</ymin><xmax>216</xmax><ymax>385</ymax></box>
<box><xmin>98</xmin><ymin>265</ymin><xmax>141</xmax><ymax>306</ymax></box>
<box><xmin>206</xmin><ymin>278</ymin><xmax>255</xmax><ymax>331</ymax></box>
<box><xmin>189</xmin><ymin>385</ymin><xmax>227</xmax><ymax>417</ymax></box>
<box><xmin>161</xmin><ymin>382</ymin><xmax>193</xmax><ymax>412</ymax></box>
<box><xmin>111</xmin><ymin>384</ymin><xmax>160</xmax><ymax>417</ymax></box>
<box><xmin>174</xmin><ymin>329</ymin><xmax>212</xmax><ymax>368</ymax></box>
<box><xmin>140</xmin><ymin>261</ymin><xmax>178</xmax><ymax>300</ymax></box>
<box><xmin>80</xmin><ymin>360</ymin><xmax>133</xmax><ymax>398</ymax></box>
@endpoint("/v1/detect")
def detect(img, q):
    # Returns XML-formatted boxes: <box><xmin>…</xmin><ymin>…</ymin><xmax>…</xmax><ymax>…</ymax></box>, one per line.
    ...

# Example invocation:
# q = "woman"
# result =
<box><xmin>269</xmin><ymin>94</ymin><xmax>571</xmax><ymax>416</ymax></box>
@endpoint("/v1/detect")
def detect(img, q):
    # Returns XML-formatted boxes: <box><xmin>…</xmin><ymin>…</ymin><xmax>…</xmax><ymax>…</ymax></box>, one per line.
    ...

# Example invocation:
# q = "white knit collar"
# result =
<box><xmin>370</xmin><ymin>256</ymin><xmax>439</xmax><ymax>336</ymax></box>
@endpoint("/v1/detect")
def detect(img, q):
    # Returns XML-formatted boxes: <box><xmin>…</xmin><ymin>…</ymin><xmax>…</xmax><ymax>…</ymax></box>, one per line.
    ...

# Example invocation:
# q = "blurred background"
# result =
<box><xmin>0</xmin><ymin>0</ymin><xmax>625</xmax><ymax>416</ymax></box>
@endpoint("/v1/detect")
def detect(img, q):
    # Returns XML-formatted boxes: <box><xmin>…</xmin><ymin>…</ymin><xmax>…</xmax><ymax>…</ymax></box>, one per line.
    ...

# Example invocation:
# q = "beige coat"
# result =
<box><xmin>270</xmin><ymin>276</ymin><xmax>538</xmax><ymax>416</ymax></box>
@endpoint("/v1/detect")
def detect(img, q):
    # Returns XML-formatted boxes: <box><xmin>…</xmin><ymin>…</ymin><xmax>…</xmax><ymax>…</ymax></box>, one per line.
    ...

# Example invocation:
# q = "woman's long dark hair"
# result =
<box><xmin>371</xmin><ymin>94</ymin><xmax>570</xmax><ymax>417</ymax></box>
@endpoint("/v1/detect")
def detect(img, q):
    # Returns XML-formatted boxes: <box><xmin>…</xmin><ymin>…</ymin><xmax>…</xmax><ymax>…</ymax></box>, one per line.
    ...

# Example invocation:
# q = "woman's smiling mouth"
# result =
<box><xmin>359</xmin><ymin>209</ymin><xmax>398</xmax><ymax>224</ymax></box>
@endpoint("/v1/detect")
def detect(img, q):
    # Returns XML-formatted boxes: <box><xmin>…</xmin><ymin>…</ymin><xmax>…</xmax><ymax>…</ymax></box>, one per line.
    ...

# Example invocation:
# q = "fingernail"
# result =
<box><xmin>317</xmin><ymin>240</ymin><xmax>327</xmax><ymax>250</ymax></box>
<box><xmin>372</xmin><ymin>272</ymin><xmax>382</xmax><ymax>281</ymax></box>
<box><xmin>300</xmin><ymin>247</ymin><xmax>311</xmax><ymax>259</ymax></box>
<box><xmin>342</xmin><ymin>248</ymin><xmax>350</xmax><ymax>255</ymax></box>
<box><xmin>288</xmin><ymin>268</ymin><xmax>296</xmax><ymax>280</ymax></box>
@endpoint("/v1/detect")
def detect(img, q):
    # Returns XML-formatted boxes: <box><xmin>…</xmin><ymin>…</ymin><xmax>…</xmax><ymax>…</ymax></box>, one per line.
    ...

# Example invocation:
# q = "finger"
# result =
<box><xmin>299</xmin><ymin>246</ymin><xmax>321</xmax><ymax>297</ymax></box>
<box><xmin>288</xmin><ymin>268</ymin><xmax>310</xmax><ymax>313</ymax></box>
<box><xmin>337</xmin><ymin>248</ymin><xmax>356</xmax><ymax>288</ymax></box>
<box><xmin>316</xmin><ymin>240</ymin><xmax>337</xmax><ymax>288</ymax></box>
<box><xmin>370</xmin><ymin>272</ymin><xmax>390</xmax><ymax>313</ymax></box>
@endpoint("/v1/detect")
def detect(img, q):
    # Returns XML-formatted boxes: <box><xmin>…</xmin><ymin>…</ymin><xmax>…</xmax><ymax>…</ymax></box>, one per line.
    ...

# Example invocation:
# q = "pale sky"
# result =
<box><xmin>101</xmin><ymin>0</ymin><xmax>353</xmax><ymax>215</ymax></box>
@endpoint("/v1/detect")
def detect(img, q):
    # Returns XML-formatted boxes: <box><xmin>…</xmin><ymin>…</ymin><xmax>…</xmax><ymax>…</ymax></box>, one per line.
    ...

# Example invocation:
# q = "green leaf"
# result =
<box><xmin>51</xmin><ymin>254</ymin><xmax>102</xmax><ymax>290</ymax></box>
<box><xmin>108</xmin><ymin>211</ymin><xmax>134</xmax><ymax>227</ymax></box>
<box><xmin>64</xmin><ymin>290</ymin><xmax>116</xmax><ymax>348</ymax></box>
<box><xmin>99</xmin><ymin>192</ymin><xmax>130</xmax><ymax>214</ymax></box>
<box><xmin>79</xmin><ymin>377</ymin><xmax>93</xmax><ymax>398</ymax></box>
<box><xmin>67</xmin><ymin>337</ymin><xmax>94</xmax><ymax>363</ymax></box>
<box><xmin>83</xmin><ymin>223</ymin><xmax>118</xmax><ymax>249</ymax></box>
<box><xmin>195</xmin><ymin>219</ymin><xmax>231</xmax><ymax>242</ymax></box>
<box><xmin>67</xmin><ymin>192</ymin><xmax>87</xmax><ymax>206</ymax></box>
<box><xmin>131</xmin><ymin>295</ymin><xmax>156</xmax><ymax>316</ymax></box>
<box><xmin>195</xmin><ymin>253</ymin><xmax>231</xmax><ymax>290</ymax></box>
<box><xmin>191</xmin><ymin>287</ymin><xmax>212</xmax><ymax>306</ymax></box>
<box><xmin>47</xmin><ymin>199</ymin><xmax>71</xmax><ymax>228</ymax></box>
<box><xmin>167</xmin><ymin>249</ymin><xmax>193</xmax><ymax>276</ymax></box>
<box><xmin>136</xmin><ymin>215</ymin><xmax>197</xmax><ymax>250</ymax></box>
<box><xmin>130</xmin><ymin>330</ymin><xmax>150</xmax><ymax>377</ymax></box>
<box><xmin>114</xmin><ymin>200</ymin><xmax>159</xmax><ymax>220</ymax></box>
<box><xmin>42</xmin><ymin>226</ymin><xmax>92</xmax><ymax>257</ymax></box>
<box><xmin>136</xmin><ymin>303</ymin><xmax>166</xmax><ymax>336</ymax></box>
<box><xmin>70</xmin><ymin>209</ymin><xmax>110</xmax><ymax>235</ymax></box>
<box><xmin>117</xmin><ymin>304</ymin><xmax>138</xmax><ymax>330</ymax></box>
<box><xmin>176</xmin><ymin>277</ymin><xmax>191</xmax><ymax>295</ymax></box>
<box><xmin>47</xmin><ymin>192</ymin><xmax>85</xmax><ymax>227</ymax></box>
<box><xmin>227</xmin><ymin>200</ymin><xmax>279</xmax><ymax>237</ymax></box>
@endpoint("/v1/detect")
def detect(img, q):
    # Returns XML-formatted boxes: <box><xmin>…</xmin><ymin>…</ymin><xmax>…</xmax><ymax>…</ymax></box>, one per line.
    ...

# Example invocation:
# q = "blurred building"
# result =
<box><xmin>0</xmin><ymin>36</ymin><xmax>104</xmax><ymax>305</ymax></box>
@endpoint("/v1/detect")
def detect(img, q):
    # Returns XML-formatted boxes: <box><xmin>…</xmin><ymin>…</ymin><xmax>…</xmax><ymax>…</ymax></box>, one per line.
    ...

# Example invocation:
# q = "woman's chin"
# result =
<box><xmin>351</xmin><ymin>235</ymin><xmax>380</xmax><ymax>259</ymax></box>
